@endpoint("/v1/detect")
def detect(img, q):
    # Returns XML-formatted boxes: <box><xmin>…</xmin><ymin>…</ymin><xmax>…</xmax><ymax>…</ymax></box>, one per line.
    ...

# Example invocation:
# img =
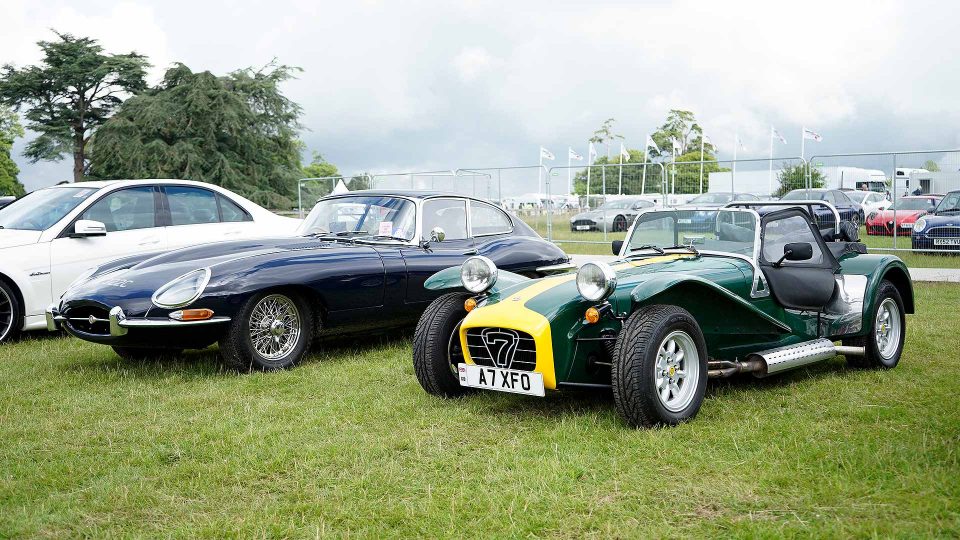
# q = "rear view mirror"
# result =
<box><xmin>784</xmin><ymin>242</ymin><xmax>813</xmax><ymax>261</ymax></box>
<box><xmin>611</xmin><ymin>240</ymin><xmax>623</xmax><ymax>255</ymax></box>
<box><xmin>927</xmin><ymin>206</ymin><xmax>936</xmax><ymax>214</ymax></box>
<box><xmin>72</xmin><ymin>220</ymin><xmax>107</xmax><ymax>238</ymax></box>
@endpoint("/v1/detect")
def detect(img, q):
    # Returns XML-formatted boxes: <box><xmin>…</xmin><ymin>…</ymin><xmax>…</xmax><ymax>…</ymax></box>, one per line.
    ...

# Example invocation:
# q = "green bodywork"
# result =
<box><xmin>427</xmin><ymin>250</ymin><xmax>914</xmax><ymax>388</ymax></box>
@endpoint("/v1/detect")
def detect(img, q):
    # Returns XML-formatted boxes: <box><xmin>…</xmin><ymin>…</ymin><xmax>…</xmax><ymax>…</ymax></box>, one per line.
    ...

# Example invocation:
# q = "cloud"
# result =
<box><xmin>4</xmin><ymin>0</ymin><xmax>960</xmax><ymax>195</ymax></box>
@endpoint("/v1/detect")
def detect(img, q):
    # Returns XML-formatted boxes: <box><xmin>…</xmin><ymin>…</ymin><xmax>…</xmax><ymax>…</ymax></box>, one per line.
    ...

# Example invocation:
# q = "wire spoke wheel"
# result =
<box><xmin>249</xmin><ymin>294</ymin><xmax>301</xmax><ymax>361</ymax></box>
<box><xmin>653</xmin><ymin>330</ymin><xmax>701</xmax><ymax>413</ymax></box>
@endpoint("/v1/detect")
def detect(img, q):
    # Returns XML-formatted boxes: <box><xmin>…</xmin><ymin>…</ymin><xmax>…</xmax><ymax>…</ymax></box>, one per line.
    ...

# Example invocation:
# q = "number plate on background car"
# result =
<box><xmin>576</xmin><ymin>225</ymin><xmax>590</xmax><ymax>230</ymax></box>
<box><xmin>934</xmin><ymin>238</ymin><xmax>960</xmax><ymax>246</ymax></box>
<box><xmin>458</xmin><ymin>364</ymin><xmax>545</xmax><ymax>396</ymax></box>
<box><xmin>677</xmin><ymin>218</ymin><xmax>692</xmax><ymax>224</ymax></box>
<box><xmin>900</xmin><ymin>223</ymin><xmax>913</xmax><ymax>229</ymax></box>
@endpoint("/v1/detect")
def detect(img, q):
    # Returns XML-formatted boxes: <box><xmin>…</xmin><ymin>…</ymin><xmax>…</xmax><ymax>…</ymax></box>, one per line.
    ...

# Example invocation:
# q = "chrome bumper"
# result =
<box><xmin>46</xmin><ymin>304</ymin><xmax>230</xmax><ymax>336</ymax></box>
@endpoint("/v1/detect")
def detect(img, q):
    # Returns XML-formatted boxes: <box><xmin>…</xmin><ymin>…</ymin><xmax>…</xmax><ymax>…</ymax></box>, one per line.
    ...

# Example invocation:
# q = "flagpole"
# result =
<box><xmin>699</xmin><ymin>136</ymin><xmax>705</xmax><ymax>194</ymax></box>
<box><xmin>620</xmin><ymin>145</ymin><xmax>625</xmax><ymax>195</ymax></box>
<box><xmin>602</xmin><ymin>144</ymin><xmax>608</xmax><ymax>198</ymax></box>
<box><xmin>567</xmin><ymin>149</ymin><xmax>572</xmax><ymax>195</ymax></box>
<box><xmin>641</xmin><ymin>135</ymin><xmax>648</xmax><ymax>195</ymax></box>
<box><xmin>768</xmin><ymin>127</ymin><xmax>774</xmax><ymax>196</ymax></box>
<box><xmin>538</xmin><ymin>147</ymin><xmax>543</xmax><ymax>198</ymax></box>
<box><xmin>800</xmin><ymin>127</ymin><xmax>805</xmax><ymax>162</ymax></box>
<box><xmin>586</xmin><ymin>147</ymin><xmax>592</xmax><ymax>209</ymax></box>
<box><xmin>732</xmin><ymin>133</ymin><xmax>737</xmax><ymax>193</ymax></box>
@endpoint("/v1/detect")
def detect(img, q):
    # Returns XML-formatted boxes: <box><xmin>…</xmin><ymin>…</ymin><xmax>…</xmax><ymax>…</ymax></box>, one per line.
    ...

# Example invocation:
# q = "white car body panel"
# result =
<box><xmin>849</xmin><ymin>190</ymin><xmax>891</xmax><ymax>216</ymax></box>
<box><xmin>0</xmin><ymin>179</ymin><xmax>300</xmax><ymax>334</ymax></box>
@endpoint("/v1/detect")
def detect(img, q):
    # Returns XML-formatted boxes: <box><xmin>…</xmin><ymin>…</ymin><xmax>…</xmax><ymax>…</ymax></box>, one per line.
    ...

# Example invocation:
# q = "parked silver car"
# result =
<box><xmin>570</xmin><ymin>198</ymin><xmax>657</xmax><ymax>232</ymax></box>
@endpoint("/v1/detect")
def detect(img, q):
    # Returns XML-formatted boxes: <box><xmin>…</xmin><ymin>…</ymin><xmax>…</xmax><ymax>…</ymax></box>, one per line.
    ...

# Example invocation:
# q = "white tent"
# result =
<box><xmin>331</xmin><ymin>179</ymin><xmax>350</xmax><ymax>195</ymax></box>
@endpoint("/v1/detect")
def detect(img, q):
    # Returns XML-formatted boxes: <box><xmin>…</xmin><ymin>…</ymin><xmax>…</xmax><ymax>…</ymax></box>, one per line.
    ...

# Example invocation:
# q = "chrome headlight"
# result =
<box><xmin>151</xmin><ymin>268</ymin><xmax>211</xmax><ymax>308</ymax></box>
<box><xmin>461</xmin><ymin>256</ymin><xmax>498</xmax><ymax>294</ymax></box>
<box><xmin>66</xmin><ymin>267</ymin><xmax>98</xmax><ymax>292</ymax></box>
<box><xmin>913</xmin><ymin>218</ymin><xmax>927</xmax><ymax>233</ymax></box>
<box><xmin>576</xmin><ymin>262</ymin><xmax>617</xmax><ymax>302</ymax></box>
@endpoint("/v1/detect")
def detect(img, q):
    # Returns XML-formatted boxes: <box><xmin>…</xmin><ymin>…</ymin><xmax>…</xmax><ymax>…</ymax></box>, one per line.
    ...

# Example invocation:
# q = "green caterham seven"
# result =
<box><xmin>412</xmin><ymin>202</ymin><xmax>913</xmax><ymax>428</ymax></box>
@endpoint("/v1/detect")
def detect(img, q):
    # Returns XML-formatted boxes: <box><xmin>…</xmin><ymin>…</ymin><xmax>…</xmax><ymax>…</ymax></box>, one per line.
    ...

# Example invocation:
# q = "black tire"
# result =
<box><xmin>612</xmin><ymin>305</ymin><xmax>709</xmax><ymax>428</ymax></box>
<box><xmin>112</xmin><ymin>346</ymin><xmax>184</xmax><ymax>360</ymax></box>
<box><xmin>412</xmin><ymin>292</ymin><xmax>473</xmax><ymax>398</ymax></box>
<box><xmin>612</xmin><ymin>215</ymin><xmax>628</xmax><ymax>232</ymax></box>
<box><xmin>219</xmin><ymin>291</ymin><xmax>314</xmax><ymax>372</ymax></box>
<box><xmin>0</xmin><ymin>280</ymin><xmax>22</xmax><ymax>343</ymax></box>
<box><xmin>843</xmin><ymin>280</ymin><xmax>905</xmax><ymax>369</ymax></box>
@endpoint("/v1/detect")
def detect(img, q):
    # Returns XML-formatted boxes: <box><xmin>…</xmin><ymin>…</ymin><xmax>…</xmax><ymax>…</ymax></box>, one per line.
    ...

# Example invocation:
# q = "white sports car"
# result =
<box><xmin>0</xmin><ymin>179</ymin><xmax>300</xmax><ymax>343</ymax></box>
<box><xmin>847</xmin><ymin>190</ymin><xmax>891</xmax><ymax>217</ymax></box>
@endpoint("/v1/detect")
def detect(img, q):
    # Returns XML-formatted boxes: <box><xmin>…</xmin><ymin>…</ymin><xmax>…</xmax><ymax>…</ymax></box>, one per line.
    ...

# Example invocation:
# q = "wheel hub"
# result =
<box><xmin>269</xmin><ymin>319</ymin><xmax>285</xmax><ymax>336</ymax></box>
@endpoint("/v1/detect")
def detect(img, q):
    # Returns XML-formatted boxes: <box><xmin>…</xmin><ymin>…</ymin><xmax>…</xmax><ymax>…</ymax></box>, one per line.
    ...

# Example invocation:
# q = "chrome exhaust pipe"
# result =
<box><xmin>708</xmin><ymin>338</ymin><xmax>866</xmax><ymax>379</ymax></box>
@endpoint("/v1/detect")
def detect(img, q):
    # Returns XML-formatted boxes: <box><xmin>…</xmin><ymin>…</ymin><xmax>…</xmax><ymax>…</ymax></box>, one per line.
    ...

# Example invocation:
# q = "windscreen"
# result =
<box><xmin>890</xmin><ymin>198</ymin><xmax>935</xmax><ymax>211</ymax></box>
<box><xmin>299</xmin><ymin>196</ymin><xmax>416</xmax><ymax>239</ymax></box>
<box><xmin>0</xmin><ymin>186</ymin><xmax>98</xmax><ymax>231</ymax></box>
<box><xmin>625</xmin><ymin>208</ymin><xmax>757</xmax><ymax>257</ymax></box>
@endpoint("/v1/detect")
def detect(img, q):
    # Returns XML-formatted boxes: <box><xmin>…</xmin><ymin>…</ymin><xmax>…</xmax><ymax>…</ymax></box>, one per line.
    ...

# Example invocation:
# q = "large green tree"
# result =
<box><xmin>776</xmin><ymin>161</ymin><xmax>825</xmax><ymax>196</ymax></box>
<box><xmin>299</xmin><ymin>152</ymin><xmax>341</xmax><ymax>201</ymax></box>
<box><xmin>90</xmin><ymin>62</ymin><xmax>304</xmax><ymax>209</ymax></box>
<box><xmin>0</xmin><ymin>32</ymin><xmax>149</xmax><ymax>182</ymax></box>
<box><xmin>0</xmin><ymin>106</ymin><xmax>26</xmax><ymax>196</ymax></box>
<box><xmin>650</xmin><ymin>109</ymin><xmax>715</xmax><ymax>158</ymax></box>
<box><xmin>922</xmin><ymin>159</ymin><xmax>940</xmax><ymax>172</ymax></box>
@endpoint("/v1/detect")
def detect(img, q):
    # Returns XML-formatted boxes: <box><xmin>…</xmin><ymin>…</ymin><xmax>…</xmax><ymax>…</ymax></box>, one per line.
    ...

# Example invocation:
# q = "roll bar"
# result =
<box><xmin>722</xmin><ymin>200</ymin><xmax>842</xmax><ymax>236</ymax></box>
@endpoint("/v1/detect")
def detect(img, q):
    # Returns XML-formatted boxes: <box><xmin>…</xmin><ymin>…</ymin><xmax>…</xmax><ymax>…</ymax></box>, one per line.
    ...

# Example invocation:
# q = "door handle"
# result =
<box><xmin>462</xmin><ymin>248</ymin><xmax>479</xmax><ymax>256</ymax></box>
<box><xmin>224</xmin><ymin>230</ymin><xmax>242</xmax><ymax>236</ymax></box>
<box><xmin>138</xmin><ymin>238</ymin><xmax>161</xmax><ymax>246</ymax></box>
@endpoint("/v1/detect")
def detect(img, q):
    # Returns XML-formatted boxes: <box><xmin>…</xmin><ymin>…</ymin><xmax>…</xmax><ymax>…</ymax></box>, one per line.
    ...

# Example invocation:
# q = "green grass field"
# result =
<box><xmin>524</xmin><ymin>212</ymin><xmax>960</xmax><ymax>267</ymax></box>
<box><xmin>1</xmin><ymin>283</ymin><xmax>958</xmax><ymax>537</ymax></box>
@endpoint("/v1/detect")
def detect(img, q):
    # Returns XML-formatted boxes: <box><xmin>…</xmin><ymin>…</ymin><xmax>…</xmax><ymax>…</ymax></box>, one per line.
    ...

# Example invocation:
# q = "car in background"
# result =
<box><xmin>569</xmin><ymin>197</ymin><xmax>657</xmax><ymax>232</ymax></box>
<box><xmin>49</xmin><ymin>191</ymin><xmax>570</xmax><ymax>370</ymax></box>
<box><xmin>912</xmin><ymin>190</ymin><xmax>960</xmax><ymax>252</ymax></box>
<box><xmin>674</xmin><ymin>192</ymin><xmax>760</xmax><ymax>230</ymax></box>
<box><xmin>848</xmin><ymin>190</ymin><xmax>891</xmax><ymax>217</ymax></box>
<box><xmin>779</xmin><ymin>188</ymin><xmax>864</xmax><ymax>228</ymax></box>
<box><xmin>866</xmin><ymin>195</ymin><xmax>942</xmax><ymax>236</ymax></box>
<box><xmin>0</xmin><ymin>196</ymin><xmax>15</xmax><ymax>209</ymax></box>
<box><xmin>0</xmin><ymin>179</ymin><xmax>300</xmax><ymax>343</ymax></box>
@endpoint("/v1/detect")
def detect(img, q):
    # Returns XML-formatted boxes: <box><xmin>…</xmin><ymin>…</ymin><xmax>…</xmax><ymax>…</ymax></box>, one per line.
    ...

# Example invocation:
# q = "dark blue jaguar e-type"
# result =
<box><xmin>47</xmin><ymin>191</ymin><xmax>570</xmax><ymax>370</ymax></box>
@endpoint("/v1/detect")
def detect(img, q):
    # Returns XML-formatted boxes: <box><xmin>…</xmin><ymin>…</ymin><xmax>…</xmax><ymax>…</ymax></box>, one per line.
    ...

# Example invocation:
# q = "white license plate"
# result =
<box><xmin>934</xmin><ymin>238</ymin><xmax>960</xmax><ymax>246</ymax></box>
<box><xmin>458</xmin><ymin>363</ymin><xmax>545</xmax><ymax>397</ymax></box>
<box><xmin>677</xmin><ymin>218</ymin><xmax>692</xmax><ymax>224</ymax></box>
<box><xmin>900</xmin><ymin>223</ymin><xmax>913</xmax><ymax>229</ymax></box>
<box><xmin>575</xmin><ymin>225</ymin><xmax>591</xmax><ymax>230</ymax></box>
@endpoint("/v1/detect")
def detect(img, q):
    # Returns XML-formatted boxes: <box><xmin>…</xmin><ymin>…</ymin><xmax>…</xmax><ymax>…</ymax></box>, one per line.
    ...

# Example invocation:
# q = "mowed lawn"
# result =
<box><xmin>1</xmin><ymin>284</ymin><xmax>959</xmax><ymax>538</ymax></box>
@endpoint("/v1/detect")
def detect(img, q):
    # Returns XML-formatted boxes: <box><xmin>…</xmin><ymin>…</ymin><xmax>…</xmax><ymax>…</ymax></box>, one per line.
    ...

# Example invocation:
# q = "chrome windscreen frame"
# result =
<box><xmin>617</xmin><ymin>207</ymin><xmax>769</xmax><ymax>298</ymax></box>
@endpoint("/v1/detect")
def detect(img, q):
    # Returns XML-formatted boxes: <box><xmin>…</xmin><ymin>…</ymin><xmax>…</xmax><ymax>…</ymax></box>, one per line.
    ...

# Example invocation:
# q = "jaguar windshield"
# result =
<box><xmin>623</xmin><ymin>208</ymin><xmax>757</xmax><ymax>257</ymax></box>
<box><xmin>298</xmin><ymin>196</ymin><xmax>417</xmax><ymax>240</ymax></box>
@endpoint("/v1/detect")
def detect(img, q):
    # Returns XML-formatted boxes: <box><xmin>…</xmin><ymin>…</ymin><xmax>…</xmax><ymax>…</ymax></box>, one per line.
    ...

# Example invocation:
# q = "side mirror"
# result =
<box><xmin>774</xmin><ymin>242</ymin><xmax>813</xmax><ymax>267</ymax></box>
<box><xmin>611</xmin><ymin>240</ymin><xmax>623</xmax><ymax>255</ymax></box>
<box><xmin>72</xmin><ymin>220</ymin><xmax>107</xmax><ymax>238</ymax></box>
<box><xmin>927</xmin><ymin>207</ymin><xmax>936</xmax><ymax>214</ymax></box>
<box><xmin>430</xmin><ymin>227</ymin><xmax>446</xmax><ymax>243</ymax></box>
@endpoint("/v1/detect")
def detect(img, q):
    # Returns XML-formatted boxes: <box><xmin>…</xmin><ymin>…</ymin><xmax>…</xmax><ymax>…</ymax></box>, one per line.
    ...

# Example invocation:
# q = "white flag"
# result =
<box><xmin>645</xmin><ymin>134</ymin><xmax>661</xmax><ymax>154</ymax></box>
<box><xmin>671</xmin><ymin>137</ymin><xmax>683</xmax><ymax>155</ymax></box>
<box><xmin>619</xmin><ymin>142</ymin><xmax>630</xmax><ymax>161</ymax></box>
<box><xmin>772</xmin><ymin>127</ymin><xmax>787</xmax><ymax>144</ymax></box>
<box><xmin>736</xmin><ymin>134</ymin><xmax>746</xmax><ymax>151</ymax></box>
<box><xmin>802</xmin><ymin>128</ymin><xmax>822</xmax><ymax>142</ymax></box>
<box><xmin>568</xmin><ymin>147</ymin><xmax>583</xmax><ymax>161</ymax></box>
<box><xmin>588</xmin><ymin>142</ymin><xmax>598</xmax><ymax>162</ymax></box>
<box><xmin>540</xmin><ymin>146</ymin><xmax>555</xmax><ymax>160</ymax></box>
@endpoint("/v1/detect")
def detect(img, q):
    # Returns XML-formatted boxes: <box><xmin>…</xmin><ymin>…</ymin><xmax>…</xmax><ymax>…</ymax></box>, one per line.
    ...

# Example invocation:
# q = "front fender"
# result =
<box><xmin>629</xmin><ymin>274</ymin><xmax>791</xmax><ymax>335</ymax></box>
<box><xmin>425</xmin><ymin>265</ymin><xmax>532</xmax><ymax>295</ymax></box>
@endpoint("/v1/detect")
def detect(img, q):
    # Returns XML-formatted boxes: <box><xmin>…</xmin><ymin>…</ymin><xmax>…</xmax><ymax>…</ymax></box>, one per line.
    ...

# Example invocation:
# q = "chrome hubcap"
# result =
<box><xmin>875</xmin><ymin>298</ymin><xmax>901</xmax><ymax>360</ymax></box>
<box><xmin>655</xmin><ymin>330</ymin><xmax>700</xmax><ymax>413</ymax></box>
<box><xmin>249</xmin><ymin>294</ymin><xmax>301</xmax><ymax>360</ymax></box>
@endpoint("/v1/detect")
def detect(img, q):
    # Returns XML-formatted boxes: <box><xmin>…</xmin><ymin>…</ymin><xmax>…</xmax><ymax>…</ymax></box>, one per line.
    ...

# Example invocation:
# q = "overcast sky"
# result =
<box><xmin>4</xmin><ymin>0</ymin><xmax>960</xmax><ymax>194</ymax></box>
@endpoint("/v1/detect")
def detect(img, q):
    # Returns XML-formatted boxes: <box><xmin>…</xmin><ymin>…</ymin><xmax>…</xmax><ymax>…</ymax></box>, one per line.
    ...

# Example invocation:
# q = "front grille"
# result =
<box><xmin>572</xmin><ymin>219</ymin><xmax>595</xmax><ymax>227</ymax></box>
<box><xmin>465</xmin><ymin>327</ymin><xmax>537</xmax><ymax>371</ymax></box>
<box><xmin>63</xmin><ymin>306</ymin><xmax>111</xmax><ymax>335</ymax></box>
<box><xmin>928</xmin><ymin>226</ymin><xmax>960</xmax><ymax>238</ymax></box>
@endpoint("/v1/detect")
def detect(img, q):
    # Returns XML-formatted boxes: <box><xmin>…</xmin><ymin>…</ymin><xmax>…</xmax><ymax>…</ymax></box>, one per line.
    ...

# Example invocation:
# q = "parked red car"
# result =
<box><xmin>865</xmin><ymin>195</ymin><xmax>942</xmax><ymax>235</ymax></box>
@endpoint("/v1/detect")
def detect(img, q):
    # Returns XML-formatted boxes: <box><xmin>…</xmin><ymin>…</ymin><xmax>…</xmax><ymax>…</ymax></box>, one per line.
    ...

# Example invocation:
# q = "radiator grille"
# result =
<box><xmin>465</xmin><ymin>327</ymin><xmax>537</xmax><ymax>371</ymax></box>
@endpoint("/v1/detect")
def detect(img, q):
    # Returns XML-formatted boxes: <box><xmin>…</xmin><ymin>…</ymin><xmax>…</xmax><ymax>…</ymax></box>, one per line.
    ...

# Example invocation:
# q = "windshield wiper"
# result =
<box><xmin>356</xmin><ymin>234</ymin><xmax>411</xmax><ymax>243</ymax></box>
<box><xmin>625</xmin><ymin>244</ymin><xmax>665</xmax><ymax>256</ymax></box>
<box><xmin>664</xmin><ymin>244</ymin><xmax>701</xmax><ymax>257</ymax></box>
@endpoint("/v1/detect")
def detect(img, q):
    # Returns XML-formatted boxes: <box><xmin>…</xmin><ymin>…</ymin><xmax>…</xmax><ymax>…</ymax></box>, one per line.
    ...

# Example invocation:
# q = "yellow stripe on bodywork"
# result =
<box><xmin>460</xmin><ymin>254</ymin><xmax>686</xmax><ymax>390</ymax></box>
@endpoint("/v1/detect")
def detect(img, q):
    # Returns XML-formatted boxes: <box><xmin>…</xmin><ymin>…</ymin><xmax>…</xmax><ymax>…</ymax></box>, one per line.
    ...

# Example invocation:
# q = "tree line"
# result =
<box><xmin>0</xmin><ymin>31</ymin><xmax>336</xmax><ymax>209</ymax></box>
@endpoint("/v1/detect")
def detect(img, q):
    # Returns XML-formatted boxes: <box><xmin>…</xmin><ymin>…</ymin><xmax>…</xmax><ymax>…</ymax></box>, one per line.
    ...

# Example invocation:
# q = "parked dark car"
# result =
<box><xmin>674</xmin><ymin>192</ymin><xmax>760</xmax><ymax>230</ymax></box>
<box><xmin>912</xmin><ymin>190</ymin><xmax>960</xmax><ymax>252</ymax></box>
<box><xmin>48</xmin><ymin>191</ymin><xmax>570</xmax><ymax>370</ymax></box>
<box><xmin>779</xmin><ymin>189</ymin><xmax>864</xmax><ymax>229</ymax></box>
<box><xmin>569</xmin><ymin>197</ymin><xmax>657</xmax><ymax>232</ymax></box>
